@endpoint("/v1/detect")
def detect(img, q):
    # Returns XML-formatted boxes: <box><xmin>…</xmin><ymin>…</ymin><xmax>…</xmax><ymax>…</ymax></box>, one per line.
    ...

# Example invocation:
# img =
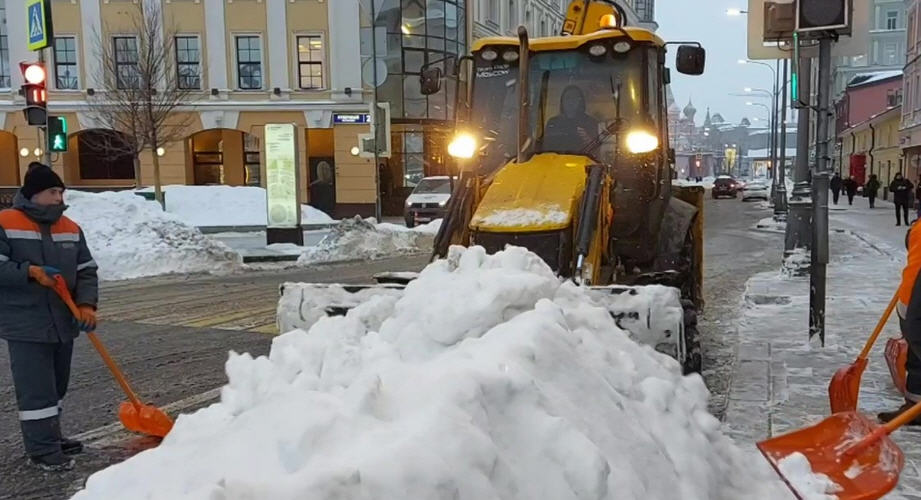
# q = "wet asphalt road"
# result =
<box><xmin>0</xmin><ymin>194</ymin><xmax>779</xmax><ymax>499</ymax></box>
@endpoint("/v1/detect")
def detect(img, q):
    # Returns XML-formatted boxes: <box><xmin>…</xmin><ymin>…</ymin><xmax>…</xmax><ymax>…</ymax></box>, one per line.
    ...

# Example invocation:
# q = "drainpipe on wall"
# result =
<box><xmin>868</xmin><ymin>122</ymin><xmax>876</xmax><ymax>184</ymax></box>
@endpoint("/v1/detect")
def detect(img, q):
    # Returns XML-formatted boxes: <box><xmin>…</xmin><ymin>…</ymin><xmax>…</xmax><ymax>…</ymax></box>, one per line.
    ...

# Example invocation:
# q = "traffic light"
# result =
<box><xmin>796</xmin><ymin>0</ymin><xmax>849</xmax><ymax>33</ymax></box>
<box><xmin>47</xmin><ymin>115</ymin><xmax>67</xmax><ymax>152</ymax></box>
<box><xmin>20</xmin><ymin>62</ymin><xmax>47</xmax><ymax>126</ymax></box>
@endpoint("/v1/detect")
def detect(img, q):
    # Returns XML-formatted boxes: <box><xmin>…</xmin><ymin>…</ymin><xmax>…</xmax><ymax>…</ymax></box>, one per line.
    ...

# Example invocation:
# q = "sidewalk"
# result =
<box><xmin>724</xmin><ymin>213</ymin><xmax>921</xmax><ymax>498</ymax></box>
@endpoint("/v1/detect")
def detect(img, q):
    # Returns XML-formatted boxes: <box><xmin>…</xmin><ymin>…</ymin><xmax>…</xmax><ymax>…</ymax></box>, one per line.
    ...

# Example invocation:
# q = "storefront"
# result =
<box><xmin>369</xmin><ymin>0</ymin><xmax>468</xmax><ymax>215</ymax></box>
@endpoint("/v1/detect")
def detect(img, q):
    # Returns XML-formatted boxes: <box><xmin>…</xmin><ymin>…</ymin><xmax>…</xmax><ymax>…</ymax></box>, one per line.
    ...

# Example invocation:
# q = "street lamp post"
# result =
<box><xmin>740</xmin><ymin>59</ymin><xmax>780</xmax><ymax>203</ymax></box>
<box><xmin>747</xmin><ymin>101</ymin><xmax>771</xmax><ymax>176</ymax></box>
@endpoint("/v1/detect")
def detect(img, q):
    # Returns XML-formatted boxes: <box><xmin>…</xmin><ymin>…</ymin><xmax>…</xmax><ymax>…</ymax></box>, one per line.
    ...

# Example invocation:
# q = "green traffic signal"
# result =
<box><xmin>48</xmin><ymin>115</ymin><xmax>67</xmax><ymax>152</ymax></box>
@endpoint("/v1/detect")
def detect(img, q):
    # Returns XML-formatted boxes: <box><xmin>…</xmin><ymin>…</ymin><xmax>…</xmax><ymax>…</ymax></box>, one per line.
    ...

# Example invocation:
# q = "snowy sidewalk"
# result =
<box><xmin>724</xmin><ymin>223</ymin><xmax>921</xmax><ymax>498</ymax></box>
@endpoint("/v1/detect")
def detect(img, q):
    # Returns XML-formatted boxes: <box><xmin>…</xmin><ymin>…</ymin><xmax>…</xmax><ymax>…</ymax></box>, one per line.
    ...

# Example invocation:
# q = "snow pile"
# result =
<box><xmin>73</xmin><ymin>246</ymin><xmax>788</xmax><ymax>500</ymax></box>
<box><xmin>776</xmin><ymin>452</ymin><xmax>842</xmax><ymax>500</ymax></box>
<box><xmin>297</xmin><ymin>217</ymin><xmax>437</xmax><ymax>265</ymax></box>
<box><xmin>472</xmin><ymin>207</ymin><xmax>570</xmax><ymax>227</ymax></box>
<box><xmin>66</xmin><ymin>191</ymin><xmax>243</xmax><ymax>281</ymax></box>
<box><xmin>142</xmin><ymin>185</ymin><xmax>334</xmax><ymax>227</ymax></box>
<box><xmin>674</xmin><ymin>176</ymin><xmax>715</xmax><ymax>189</ymax></box>
<box><xmin>782</xmin><ymin>248</ymin><xmax>811</xmax><ymax>278</ymax></box>
<box><xmin>756</xmin><ymin>216</ymin><xmax>786</xmax><ymax>233</ymax></box>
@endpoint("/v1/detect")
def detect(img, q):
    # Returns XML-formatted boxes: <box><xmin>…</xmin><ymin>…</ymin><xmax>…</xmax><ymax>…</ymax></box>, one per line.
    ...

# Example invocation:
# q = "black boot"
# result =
<box><xmin>61</xmin><ymin>437</ymin><xmax>83</xmax><ymax>456</ymax></box>
<box><xmin>878</xmin><ymin>400</ymin><xmax>921</xmax><ymax>424</ymax></box>
<box><xmin>28</xmin><ymin>452</ymin><xmax>75</xmax><ymax>472</ymax></box>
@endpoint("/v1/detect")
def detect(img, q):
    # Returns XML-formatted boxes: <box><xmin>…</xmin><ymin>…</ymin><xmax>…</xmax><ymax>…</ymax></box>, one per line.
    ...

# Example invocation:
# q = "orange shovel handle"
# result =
<box><xmin>844</xmin><ymin>399</ymin><xmax>921</xmax><ymax>458</ymax></box>
<box><xmin>49</xmin><ymin>276</ymin><xmax>143</xmax><ymax>410</ymax></box>
<box><xmin>857</xmin><ymin>293</ymin><xmax>899</xmax><ymax>361</ymax></box>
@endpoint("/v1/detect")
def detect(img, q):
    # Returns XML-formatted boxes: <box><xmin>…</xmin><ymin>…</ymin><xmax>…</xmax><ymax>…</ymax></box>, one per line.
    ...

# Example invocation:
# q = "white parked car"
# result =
<box><xmin>741</xmin><ymin>180</ymin><xmax>770</xmax><ymax>201</ymax></box>
<box><xmin>404</xmin><ymin>176</ymin><xmax>454</xmax><ymax>227</ymax></box>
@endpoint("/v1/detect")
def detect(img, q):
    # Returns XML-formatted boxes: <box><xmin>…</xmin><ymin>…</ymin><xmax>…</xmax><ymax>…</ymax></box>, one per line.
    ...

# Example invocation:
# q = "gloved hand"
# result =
<box><xmin>28</xmin><ymin>265</ymin><xmax>61</xmax><ymax>287</ymax></box>
<box><xmin>75</xmin><ymin>305</ymin><xmax>97</xmax><ymax>332</ymax></box>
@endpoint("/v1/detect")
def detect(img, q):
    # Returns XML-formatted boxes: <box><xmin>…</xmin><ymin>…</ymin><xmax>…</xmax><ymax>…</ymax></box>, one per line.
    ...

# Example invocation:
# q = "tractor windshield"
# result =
<box><xmin>468</xmin><ymin>45</ymin><xmax>658</xmax><ymax>171</ymax></box>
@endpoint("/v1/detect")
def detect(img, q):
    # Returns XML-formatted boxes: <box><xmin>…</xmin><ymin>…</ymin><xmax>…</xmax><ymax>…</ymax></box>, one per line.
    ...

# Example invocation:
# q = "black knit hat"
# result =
<box><xmin>21</xmin><ymin>162</ymin><xmax>65</xmax><ymax>199</ymax></box>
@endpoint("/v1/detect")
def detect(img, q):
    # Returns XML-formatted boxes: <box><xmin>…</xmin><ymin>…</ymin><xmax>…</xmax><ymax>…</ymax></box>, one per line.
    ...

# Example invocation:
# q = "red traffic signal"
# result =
<box><xmin>20</xmin><ymin>62</ymin><xmax>47</xmax><ymax>126</ymax></box>
<box><xmin>20</xmin><ymin>62</ymin><xmax>46</xmax><ymax>85</ymax></box>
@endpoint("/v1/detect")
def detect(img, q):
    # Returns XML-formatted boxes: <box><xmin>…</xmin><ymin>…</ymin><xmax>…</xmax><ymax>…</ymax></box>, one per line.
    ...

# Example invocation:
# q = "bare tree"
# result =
<box><xmin>84</xmin><ymin>2</ymin><xmax>194</xmax><ymax>206</ymax></box>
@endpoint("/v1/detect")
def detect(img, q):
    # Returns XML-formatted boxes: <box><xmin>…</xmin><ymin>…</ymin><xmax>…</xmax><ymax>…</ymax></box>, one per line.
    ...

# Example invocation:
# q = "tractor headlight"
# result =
<box><xmin>448</xmin><ymin>132</ymin><xmax>477</xmax><ymax>159</ymax></box>
<box><xmin>625</xmin><ymin>129</ymin><xmax>659</xmax><ymax>154</ymax></box>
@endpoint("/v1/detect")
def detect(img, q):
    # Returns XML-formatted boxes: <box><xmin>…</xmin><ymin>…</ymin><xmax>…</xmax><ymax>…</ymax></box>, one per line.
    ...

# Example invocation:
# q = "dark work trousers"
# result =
<box><xmin>901</xmin><ymin>317</ymin><xmax>921</xmax><ymax>402</ymax></box>
<box><xmin>6</xmin><ymin>340</ymin><xmax>73</xmax><ymax>457</ymax></box>
<box><xmin>869</xmin><ymin>195</ymin><xmax>877</xmax><ymax>208</ymax></box>
<box><xmin>832</xmin><ymin>190</ymin><xmax>840</xmax><ymax>204</ymax></box>
<box><xmin>897</xmin><ymin>202</ymin><xmax>911</xmax><ymax>225</ymax></box>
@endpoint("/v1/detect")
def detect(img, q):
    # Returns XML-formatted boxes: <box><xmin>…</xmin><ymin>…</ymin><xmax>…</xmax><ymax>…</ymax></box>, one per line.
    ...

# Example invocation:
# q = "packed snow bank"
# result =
<box><xmin>73</xmin><ymin>246</ymin><xmax>788</xmax><ymax>500</ymax></box>
<box><xmin>297</xmin><ymin>217</ymin><xmax>438</xmax><ymax>265</ymax></box>
<box><xmin>142</xmin><ymin>185</ymin><xmax>334</xmax><ymax>227</ymax></box>
<box><xmin>66</xmin><ymin>191</ymin><xmax>243</xmax><ymax>281</ymax></box>
<box><xmin>674</xmin><ymin>176</ymin><xmax>715</xmax><ymax>189</ymax></box>
<box><xmin>776</xmin><ymin>452</ymin><xmax>841</xmax><ymax>500</ymax></box>
<box><xmin>756</xmin><ymin>216</ymin><xmax>785</xmax><ymax>233</ymax></box>
<box><xmin>471</xmin><ymin>207</ymin><xmax>570</xmax><ymax>228</ymax></box>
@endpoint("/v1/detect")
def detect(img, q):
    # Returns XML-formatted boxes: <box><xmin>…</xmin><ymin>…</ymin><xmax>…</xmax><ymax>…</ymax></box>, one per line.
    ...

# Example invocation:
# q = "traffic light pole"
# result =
<box><xmin>774</xmin><ymin>59</ymin><xmax>789</xmax><ymax>218</ymax></box>
<box><xmin>38</xmin><ymin>48</ymin><xmax>50</xmax><ymax>166</ymax></box>
<box><xmin>786</xmin><ymin>54</ymin><xmax>813</xmax><ymax>258</ymax></box>
<box><xmin>809</xmin><ymin>38</ymin><xmax>832</xmax><ymax>345</ymax></box>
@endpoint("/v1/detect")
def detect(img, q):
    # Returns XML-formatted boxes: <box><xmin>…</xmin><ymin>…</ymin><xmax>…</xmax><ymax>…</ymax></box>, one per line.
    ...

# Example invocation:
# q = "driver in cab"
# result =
<box><xmin>544</xmin><ymin>85</ymin><xmax>599</xmax><ymax>154</ymax></box>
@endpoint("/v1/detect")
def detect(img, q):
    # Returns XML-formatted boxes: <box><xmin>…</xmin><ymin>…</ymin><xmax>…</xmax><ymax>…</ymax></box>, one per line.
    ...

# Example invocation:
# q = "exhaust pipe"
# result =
<box><xmin>517</xmin><ymin>26</ymin><xmax>530</xmax><ymax>164</ymax></box>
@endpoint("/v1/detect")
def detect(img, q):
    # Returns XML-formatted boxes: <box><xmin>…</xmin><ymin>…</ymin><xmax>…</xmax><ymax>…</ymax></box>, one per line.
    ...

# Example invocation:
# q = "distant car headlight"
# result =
<box><xmin>625</xmin><ymin>129</ymin><xmax>659</xmax><ymax>154</ymax></box>
<box><xmin>438</xmin><ymin>200</ymin><xmax>448</xmax><ymax>207</ymax></box>
<box><xmin>448</xmin><ymin>132</ymin><xmax>477</xmax><ymax>159</ymax></box>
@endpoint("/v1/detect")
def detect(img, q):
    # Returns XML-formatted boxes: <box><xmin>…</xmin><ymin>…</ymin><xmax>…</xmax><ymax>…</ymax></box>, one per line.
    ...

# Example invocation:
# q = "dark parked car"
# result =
<box><xmin>712</xmin><ymin>175</ymin><xmax>739</xmax><ymax>199</ymax></box>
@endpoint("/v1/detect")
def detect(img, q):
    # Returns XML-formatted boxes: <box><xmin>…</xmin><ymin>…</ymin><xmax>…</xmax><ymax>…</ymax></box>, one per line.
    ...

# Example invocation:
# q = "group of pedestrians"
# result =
<box><xmin>830</xmin><ymin>172</ymin><xmax>921</xmax><ymax>226</ymax></box>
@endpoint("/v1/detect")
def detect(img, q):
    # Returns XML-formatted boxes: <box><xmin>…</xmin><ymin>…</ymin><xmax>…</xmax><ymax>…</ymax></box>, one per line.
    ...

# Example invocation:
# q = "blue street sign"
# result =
<box><xmin>333</xmin><ymin>113</ymin><xmax>371</xmax><ymax>124</ymax></box>
<box><xmin>26</xmin><ymin>0</ymin><xmax>53</xmax><ymax>51</ymax></box>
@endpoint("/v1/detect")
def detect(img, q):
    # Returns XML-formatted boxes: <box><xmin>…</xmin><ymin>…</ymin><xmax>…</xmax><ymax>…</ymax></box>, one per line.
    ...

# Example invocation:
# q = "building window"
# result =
<box><xmin>884</xmin><ymin>42</ymin><xmax>899</xmax><ymax>65</ymax></box>
<box><xmin>175</xmin><ymin>36</ymin><xmax>201</xmax><ymax>90</ymax></box>
<box><xmin>113</xmin><ymin>36</ymin><xmax>139</xmax><ymax>89</ymax></box>
<box><xmin>887</xmin><ymin>10</ymin><xmax>899</xmax><ymax>30</ymax></box>
<box><xmin>235</xmin><ymin>35</ymin><xmax>263</xmax><ymax>90</ymax></box>
<box><xmin>296</xmin><ymin>35</ymin><xmax>325</xmax><ymax>89</ymax></box>
<box><xmin>53</xmin><ymin>37</ymin><xmax>78</xmax><ymax>90</ymax></box>
<box><xmin>488</xmin><ymin>0</ymin><xmax>499</xmax><ymax>23</ymax></box>
<box><xmin>0</xmin><ymin>1</ymin><xmax>9</xmax><ymax>89</ymax></box>
<box><xmin>508</xmin><ymin>0</ymin><xmax>517</xmax><ymax>30</ymax></box>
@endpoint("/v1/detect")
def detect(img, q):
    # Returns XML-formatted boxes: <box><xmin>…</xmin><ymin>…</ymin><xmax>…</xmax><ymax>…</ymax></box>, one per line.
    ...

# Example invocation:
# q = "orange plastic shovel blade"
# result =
<box><xmin>757</xmin><ymin>412</ymin><xmax>904</xmax><ymax>500</ymax></box>
<box><xmin>885</xmin><ymin>338</ymin><xmax>909</xmax><ymax>396</ymax></box>
<box><xmin>829</xmin><ymin>358</ymin><xmax>868</xmax><ymax>414</ymax></box>
<box><xmin>118</xmin><ymin>401</ymin><xmax>174</xmax><ymax>438</ymax></box>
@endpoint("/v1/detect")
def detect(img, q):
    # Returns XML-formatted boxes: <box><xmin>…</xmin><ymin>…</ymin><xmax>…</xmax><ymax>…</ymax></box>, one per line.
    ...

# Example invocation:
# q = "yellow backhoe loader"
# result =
<box><xmin>281</xmin><ymin>0</ymin><xmax>708</xmax><ymax>373</ymax></box>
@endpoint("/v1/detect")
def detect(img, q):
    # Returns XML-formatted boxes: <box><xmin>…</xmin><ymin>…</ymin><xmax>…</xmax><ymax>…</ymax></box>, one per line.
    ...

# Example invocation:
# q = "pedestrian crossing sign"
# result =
<box><xmin>26</xmin><ymin>0</ymin><xmax>53</xmax><ymax>52</ymax></box>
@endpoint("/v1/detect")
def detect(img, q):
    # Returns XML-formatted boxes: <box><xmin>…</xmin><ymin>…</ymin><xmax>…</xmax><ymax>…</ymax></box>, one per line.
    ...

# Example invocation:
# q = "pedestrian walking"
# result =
<box><xmin>0</xmin><ymin>163</ymin><xmax>98</xmax><ymax>471</ymax></box>
<box><xmin>830</xmin><ymin>172</ymin><xmax>842</xmax><ymax>205</ymax></box>
<box><xmin>915</xmin><ymin>181</ymin><xmax>921</xmax><ymax>219</ymax></box>
<box><xmin>891</xmin><ymin>172</ymin><xmax>915</xmax><ymax>226</ymax></box>
<box><xmin>881</xmin><ymin>219</ymin><xmax>921</xmax><ymax>424</ymax></box>
<box><xmin>866</xmin><ymin>174</ymin><xmax>881</xmax><ymax>209</ymax></box>
<box><xmin>844</xmin><ymin>176</ymin><xmax>858</xmax><ymax>205</ymax></box>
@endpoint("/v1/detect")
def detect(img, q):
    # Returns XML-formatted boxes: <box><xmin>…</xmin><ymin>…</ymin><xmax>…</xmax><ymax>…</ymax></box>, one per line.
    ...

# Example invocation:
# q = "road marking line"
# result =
<box><xmin>74</xmin><ymin>387</ymin><xmax>223</xmax><ymax>448</ymax></box>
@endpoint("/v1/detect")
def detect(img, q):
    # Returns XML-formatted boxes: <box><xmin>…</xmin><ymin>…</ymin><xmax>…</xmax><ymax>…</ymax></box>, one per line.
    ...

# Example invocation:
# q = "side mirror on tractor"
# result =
<box><xmin>420</xmin><ymin>67</ymin><xmax>443</xmax><ymax>96</ymax></box>
<box><xmin>676</xmin><ymin>45</ymin><xmax>706</xmax><ymax>76</ymax></box>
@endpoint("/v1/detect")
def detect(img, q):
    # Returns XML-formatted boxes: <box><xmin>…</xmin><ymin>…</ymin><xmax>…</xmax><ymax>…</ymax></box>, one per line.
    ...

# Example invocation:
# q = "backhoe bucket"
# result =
<box><xmin>758</xmin><ymin>412</ymin><xmax>904</xmax><ymax>500</ymax></box>
<box><xmin>118</xmin><ymin>401</ymin><xmax>173</xmax><ymax>438</ymax></box>
<box><xmin>885</xmin><ymin>338</ymin><xmax>908</xmax><ymax>396</ymax></box>
<box><xmin>828</xmin><ymin>357</ymin><xmax>868</xmax><ymax>414</ymax></box>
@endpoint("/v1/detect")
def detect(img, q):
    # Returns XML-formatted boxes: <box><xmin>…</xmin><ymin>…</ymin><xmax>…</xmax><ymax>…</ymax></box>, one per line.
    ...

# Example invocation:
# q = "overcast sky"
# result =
<box><xmin>656</xmin><ymin>0</ymin><xmax>777</xmax><ymax>126</ymax></box>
